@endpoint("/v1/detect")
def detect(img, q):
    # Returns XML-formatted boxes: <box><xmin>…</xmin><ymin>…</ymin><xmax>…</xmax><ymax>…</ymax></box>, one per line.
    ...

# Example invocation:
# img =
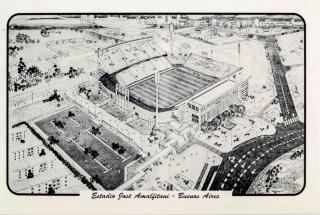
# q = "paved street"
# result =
<box><xmin>210</xmin><ymin>36</ymin><xmax>305</xmax><ymax>195</ymax></box>
<box><xmin>211</xmin><ymin>123</ymin><xmax>304</xmax><ymax>195</ymax></box>
<box><xmin>265</xmin><ymin>36</ymin><xmax>299</xmax><ymax>126</ymax></box>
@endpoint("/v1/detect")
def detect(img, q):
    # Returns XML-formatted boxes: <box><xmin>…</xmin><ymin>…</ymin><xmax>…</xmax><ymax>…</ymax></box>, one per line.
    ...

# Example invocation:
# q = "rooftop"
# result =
<box><xmin>192</xmin><ymin>80</ymin><xmax>236</xmax><ymax>106</ymax></box>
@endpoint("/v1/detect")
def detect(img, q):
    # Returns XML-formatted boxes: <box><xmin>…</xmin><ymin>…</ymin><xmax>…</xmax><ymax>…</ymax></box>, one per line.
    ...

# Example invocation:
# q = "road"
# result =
<box><xmin>210</xmin><ymin>36</ymin><xmax>305</xmax><ymax>195</ymax></box>
<box><xmin>210</xmin><ymin>122</ymin><xmax>304</xmax><ymax>195</ymax></box>
<box><xmin>265</xmin><ymin>36</ymin><xmax>299</xmax><ymax>126</ymax></box>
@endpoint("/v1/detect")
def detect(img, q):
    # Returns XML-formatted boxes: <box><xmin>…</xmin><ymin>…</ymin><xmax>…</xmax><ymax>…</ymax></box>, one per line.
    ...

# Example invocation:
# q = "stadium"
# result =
<box><xmin>98</xmin><ymin>37</ymin><xmax>247</xmax><ymax>124</ymax></box>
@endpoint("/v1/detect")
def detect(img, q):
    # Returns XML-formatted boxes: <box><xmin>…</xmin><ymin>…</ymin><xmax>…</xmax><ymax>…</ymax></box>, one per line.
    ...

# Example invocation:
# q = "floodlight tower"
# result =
<box><xmin>169</xmin><ymin>22</ymin><xmax>174</xmax><ymax>54</ymax></box>
<box><xmin>155</xmin><ymin>70</ymin><xmax>160</xmax><ymax>127</ymax></box>
<box><xmin>238</xmin><ymin>42</ymin><xmax>241</xmax><ymax>67</ymax></box>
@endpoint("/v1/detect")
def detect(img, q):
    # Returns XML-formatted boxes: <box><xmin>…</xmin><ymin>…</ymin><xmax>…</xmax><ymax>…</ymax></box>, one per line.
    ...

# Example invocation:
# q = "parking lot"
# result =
<box><xmin>35</xmin><ymin>106</ymin><xmax>138</xmax><ymax>190</ymax></box>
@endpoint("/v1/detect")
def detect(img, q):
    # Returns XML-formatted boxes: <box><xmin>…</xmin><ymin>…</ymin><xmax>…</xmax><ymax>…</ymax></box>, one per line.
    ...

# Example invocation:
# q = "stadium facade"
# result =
<box><xmin>97</xmin><ymin>37</ymin><xmax>249</xmax><ymax>127</ymax></box>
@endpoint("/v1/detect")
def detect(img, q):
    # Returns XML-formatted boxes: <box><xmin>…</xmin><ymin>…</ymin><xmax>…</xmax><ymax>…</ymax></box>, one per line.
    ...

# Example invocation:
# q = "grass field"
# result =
<box><xmin>35</xmin><ymin>106</ymin><xmax>138</xmax><ymax>190</ymax></box>
<box><xmin>129</xmin><ymin>67</ymin><xmax>217</xmax><ymax>109</ymax></box>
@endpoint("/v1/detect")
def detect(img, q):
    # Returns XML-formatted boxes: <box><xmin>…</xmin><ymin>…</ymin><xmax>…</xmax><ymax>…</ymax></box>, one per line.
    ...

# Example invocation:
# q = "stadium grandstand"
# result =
<box><xmin>99</xmin><ymin>37</ymin><xmax>243</xmax><ymax>115</ymax></box>
<box><xmin>97</xmin><ymin>37</ymin><xmax>167</xmax><ymax>75</ymax></box>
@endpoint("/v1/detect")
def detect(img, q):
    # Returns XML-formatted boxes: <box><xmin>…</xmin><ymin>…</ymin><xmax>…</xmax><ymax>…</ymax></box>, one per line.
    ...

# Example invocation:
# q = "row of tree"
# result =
<box><xmin>8</xmin><ymin>45</ymin><xmax>24</xmax><ymax>57</ymax></box>
<box><xmin>15</xmin><ymin>33</ymin><xmax>39</xmax><ymax>44</ymax></box>
<box><xmin>201</xmin><ymin>104</ymin><xmax>245</xmax><ymax>132</ymax></box>
<box><xmin>44</xmin><ymin>65</ymin><xmax>83</xmax><ymax>83</ymax></box>
<box><xmin>43</xmin><ymin>90</ymin><xmax>62</xmax><ymax>103</ymax></box>
<box><xmin>10</xmin><ymin>60</ymin><xmax>84</xmax><ymax>93</ymax></box>
<box><xmin>11</xmin><ymin>58</ymin><xmax>43</xmax><ymax>92</ymax></box>
<box><xmin>265</xmin><ymin>164</ymin><xmax>282</xmax><ymax>193</ymax></box>
<box><xmin>79</xmin><ymin>86</ymin><xmax>92</xmax><ymax>99</ymax></box>
<box><xmin>290</xmin><ymin>149</ymin><xmax>304</xmax><ymax>160</ymax></box>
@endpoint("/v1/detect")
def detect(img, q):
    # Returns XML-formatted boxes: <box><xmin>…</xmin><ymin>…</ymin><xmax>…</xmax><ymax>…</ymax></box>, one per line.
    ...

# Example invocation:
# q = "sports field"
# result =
<box><xmin>129</xmin><ymin>67</ymin><xmax>218</xmax><ymax>110</ymax></box>
<box><xmin>35</xmin><ymin>106</ymin><xmax>139</xmax><ymax>190</ymax></box>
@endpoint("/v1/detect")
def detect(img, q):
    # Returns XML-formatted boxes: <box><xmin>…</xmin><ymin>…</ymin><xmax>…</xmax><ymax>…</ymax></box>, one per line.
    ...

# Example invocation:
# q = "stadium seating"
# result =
<box><xmin>183</xmin><ymin>54</ymin><xmax>239</xmax><ymax>79</ymax></box>
<box><xmin>116</xmin><ymin>57</ymin><xmax>172</xmax><ymax>86</ymax></box>
<box><xmin>98</xmin><ymin>37</ymin><xmax>166</xmax><ymax>75</ymax></box>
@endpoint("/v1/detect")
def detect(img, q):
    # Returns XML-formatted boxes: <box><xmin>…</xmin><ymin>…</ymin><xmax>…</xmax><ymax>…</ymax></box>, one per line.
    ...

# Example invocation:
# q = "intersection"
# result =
<box><xmin>210</xmin><ymin>36</ymin><xmax>305</xmax><ymax>195</ymax></box>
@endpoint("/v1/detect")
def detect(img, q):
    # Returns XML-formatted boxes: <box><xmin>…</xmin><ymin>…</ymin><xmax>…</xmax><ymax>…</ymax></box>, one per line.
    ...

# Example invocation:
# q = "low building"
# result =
<box><xmin>9</xmin><ymin>123</ymin><xmax>87</xmax><ymax>194</ymax></box>
<box><xmin>185</xmin><ymin>77</ymin><xmax>249</xmax><ymax>127</ymax></box>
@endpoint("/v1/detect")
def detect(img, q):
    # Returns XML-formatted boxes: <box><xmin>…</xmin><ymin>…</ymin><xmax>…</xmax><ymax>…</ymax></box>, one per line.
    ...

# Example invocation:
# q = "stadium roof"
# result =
<box><xmin>192</xmin><ymin>80</ymin><xmax>236</xmax><ymax>106</ymax></box>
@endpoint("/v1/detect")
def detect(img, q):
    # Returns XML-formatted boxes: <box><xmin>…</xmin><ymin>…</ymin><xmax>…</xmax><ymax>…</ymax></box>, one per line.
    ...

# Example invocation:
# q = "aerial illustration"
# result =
<box><xmin>8</xmin><ymin>14</ymin><xmax>305</xmax><ymax>195</ymax></box>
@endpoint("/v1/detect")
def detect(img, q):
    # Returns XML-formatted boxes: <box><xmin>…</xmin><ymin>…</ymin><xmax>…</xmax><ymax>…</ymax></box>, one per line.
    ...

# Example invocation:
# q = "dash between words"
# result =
<box><xmin>91</xmin><ymin>192</ymin><xmax>220</xmax><ymax>200</ymax></box>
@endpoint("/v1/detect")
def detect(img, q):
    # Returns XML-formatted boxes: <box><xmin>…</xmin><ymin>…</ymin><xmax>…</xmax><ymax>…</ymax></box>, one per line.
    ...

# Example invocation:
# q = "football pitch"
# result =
<box><xmin>129</xmin><ymin>67</ymin><xmax>218</xmax><ymax>110</ymax></box>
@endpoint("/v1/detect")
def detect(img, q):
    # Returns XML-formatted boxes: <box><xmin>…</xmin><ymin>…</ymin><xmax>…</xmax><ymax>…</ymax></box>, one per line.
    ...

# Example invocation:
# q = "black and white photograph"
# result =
<box><xmin>7</xmin><ymin>13</ymin><xmax>306</xmax><ymax>196</ymax></box>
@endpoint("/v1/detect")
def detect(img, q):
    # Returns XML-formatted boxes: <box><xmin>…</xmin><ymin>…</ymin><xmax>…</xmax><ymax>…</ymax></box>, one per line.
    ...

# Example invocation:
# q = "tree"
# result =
<box><xmin>67</xmin><ymin>111</ymin><xmax>75</xmax><ymax>118</ymax></box>
<box><xmin>53</xmin><ymin>64</ymin><xmax>61</xmax><ymax>77</ymax></box>
<box><xmin>118</xmin><ymin>146</ymin><xmax>126</xmax><ymax>154</ymax></box>
<box><xmin>91</xmin><ymin>174</ymin><xmax>102</xmax><ymax>184</ymax></box>
<box><xmin>90</xmin><ymin>150</ymin><xmax>99</xmax><ymax>159</ymax></box>
<box><xmin>238</xmin><ymin>105</ymin><xmax>246</xmax><ymax>114</ymax></box>
<box><xmin>223</xmin><ymin>110</ymin><xmax>231</xmax><ymax>119</ymax></box>
<box><xmin>134</xmin><ymin>154</ymin><xmax>142</xmax><ymax>160</ymax></box>
<box><xmin>217</xmin><ymin>113</ymin><xmax>225</xmax><ymax>122</ymax></box>
<box><xmin>48</xmin><ymin>136</ymin><xmax>59</xmax><ymax>144</ymax></box>
<box><xmin>201</xmin><ymin>121</ymin><xmax>209</xmax><ymax>132</ymax></box>
<box><xmin>207</xmin><ymin>124</ymin><xmax>214</xmax><ymax>132</ymax></box>
<box><xmin>17</xmin><ymin>58</ymin><xmax>27</xmax><ymax>74</ymax></box>
<box><xmin>26</xmin><ymin>65</ymin><xmax>42</xmax><ymax>76</ymax></box>
<box><xmin>229</xmin><ymin>104</ymin><xmax>237</xmax><ymax>113</ymax></box>
<box><xmin>84</xmin><ymin>147</ymin><xmax>90</xmax><ymax>155</ymax></box>
<box><xmin>54</xmin><ymin>120</ymin><xmax>64</xmax><ymax>129</ymax></box>
<box><xmin>91</xmin><ymin>126</ymin><xmax>101</xmax><ymax>135</ymax></box>
<box><xmin>112</xmin><ymin>142</ymin><xmax>120</xmax><ymax>150</ymax></box>
<box><xmin>26</xmin><ymin>170</ymin><xmax>34</xmax><ymax>179</ymax></box>
<box><xmin>41</xmin><ymin>29</ymin><xmax>49</xmax><ymax>37</ymax></box>
<box><xmin>39</xmin><ymin>149</ymin><xmax>46</xmax><ymax>156</ymax></box>
<box><xmin>211</xmin><ymin>117</ymin><xmax>221</xmax><ymax>127</ymax></box>
<box><xmin>47</xmin><ymin>185</ymin><xmax>55</xmax><ymax>194</ymax></box>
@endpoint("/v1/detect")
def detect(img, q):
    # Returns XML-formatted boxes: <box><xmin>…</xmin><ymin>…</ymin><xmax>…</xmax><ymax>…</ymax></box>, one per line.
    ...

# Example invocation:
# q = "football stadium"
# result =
<box><xmin>98</xmin><ymin>37</ymin><xmax>247</xmax><ymax>124</ymax></box>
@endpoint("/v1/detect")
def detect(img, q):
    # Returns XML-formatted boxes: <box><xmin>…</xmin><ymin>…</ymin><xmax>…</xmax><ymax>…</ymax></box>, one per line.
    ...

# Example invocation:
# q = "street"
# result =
<box><xmin>210</xmin><ymin>36</ymin><xmax>305</xmax><ymax>195</ymax></box>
